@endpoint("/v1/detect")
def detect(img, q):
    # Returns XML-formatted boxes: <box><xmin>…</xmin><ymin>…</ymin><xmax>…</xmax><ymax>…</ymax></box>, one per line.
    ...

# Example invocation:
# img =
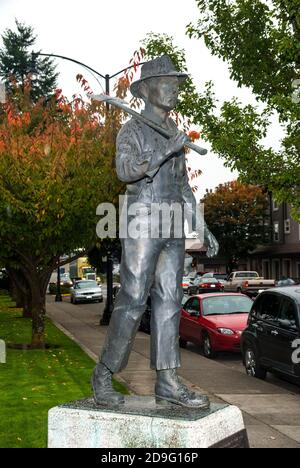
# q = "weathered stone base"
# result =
<box><xmin>48</xmin><ymin>396</ymin><xmax>248</xmax><ymax>448</ymax></box>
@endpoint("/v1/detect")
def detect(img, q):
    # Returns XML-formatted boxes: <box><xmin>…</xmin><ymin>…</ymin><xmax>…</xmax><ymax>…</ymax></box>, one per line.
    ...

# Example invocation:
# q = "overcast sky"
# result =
<box><xmin>0</xmin><ymin>0</ymin><xmax>284</xmax><ymax>199</ymax></box>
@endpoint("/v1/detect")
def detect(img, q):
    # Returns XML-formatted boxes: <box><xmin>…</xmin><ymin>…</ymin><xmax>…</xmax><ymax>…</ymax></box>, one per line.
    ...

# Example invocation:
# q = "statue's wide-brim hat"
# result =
<box><xmin>130</xmin><ymin>55</ymin><xmax>188</xmax><ymax>99</ymax></box>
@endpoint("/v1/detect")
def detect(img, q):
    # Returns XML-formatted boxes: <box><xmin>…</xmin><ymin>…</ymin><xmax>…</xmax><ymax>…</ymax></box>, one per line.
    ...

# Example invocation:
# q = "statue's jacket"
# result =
<box><xmin>116</xmin><ymin>115</ymin><xmax>200</xmax><ymax>237</ymax></box>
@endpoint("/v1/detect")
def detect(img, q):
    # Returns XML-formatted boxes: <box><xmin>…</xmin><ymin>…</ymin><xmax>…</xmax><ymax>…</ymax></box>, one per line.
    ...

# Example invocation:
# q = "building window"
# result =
<box><xmin>273</xmin><ymin>200</ymin><xmax>279</xmax><ymax>211</ymax></box>
<box><xmin>283</xmin><ymin>259</ymin><xmax>292</xmax><ymax>278</ymax></box>
<box><xmin>284</xmin><ymin>219</ymin><xmax>291</xmax><ymax>234</ymax></box>
<box><xmin>274</xmin><ymin>222</ymin><xmax>279</xmax><ymax>242</ymax></box>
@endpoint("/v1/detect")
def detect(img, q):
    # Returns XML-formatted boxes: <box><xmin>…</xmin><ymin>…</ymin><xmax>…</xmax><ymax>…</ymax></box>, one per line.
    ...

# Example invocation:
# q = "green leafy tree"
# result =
<box><xmin>202</xmin><ymin>181</ymin><xmax>270</xmax><ymax>271</ymax></box>
<box><xmin>0</xmin><ymin>20</ymin><xmax>58</xmax><ymax>102</ymax></box>
<box><xmin>141</xmin><ymin>0</ymin><xmax>300</xmax><ymax>217</ymax></box>
<box><xmin>0</xmin><ymin>81</ymin><xmax>125</xmax><ymax>348</ymax></box>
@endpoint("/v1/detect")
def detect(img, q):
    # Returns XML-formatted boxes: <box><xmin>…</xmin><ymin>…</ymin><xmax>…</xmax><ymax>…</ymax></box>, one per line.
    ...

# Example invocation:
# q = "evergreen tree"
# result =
<box><xmin>0</xmin><ymin>20</ymin><xmax>58</xmax><ymax>102</ymax></box>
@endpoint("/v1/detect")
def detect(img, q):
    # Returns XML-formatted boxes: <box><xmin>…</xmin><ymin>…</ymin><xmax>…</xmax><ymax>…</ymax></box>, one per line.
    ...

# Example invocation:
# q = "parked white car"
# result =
<box><xmin>70</xmin><ymin>280</ymin><xmax>103</xmax><ymax>304</ymax></box>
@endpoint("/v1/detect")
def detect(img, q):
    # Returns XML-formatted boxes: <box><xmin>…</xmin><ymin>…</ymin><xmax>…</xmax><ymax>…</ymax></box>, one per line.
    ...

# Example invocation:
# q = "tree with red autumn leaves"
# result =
<box><xmin>0</xmin><ymin>81</ymin><xmax>125</xmax><ymax>348</ymax></box>
<box><xmin>202</xmin><ymin>181</ymin><xmax>270</xmax><ymax>271</ymax></box>
<box><xmin>0</xmin><ymin>41</ymin><xmax>204</xmax><ymax>347</ymax></box>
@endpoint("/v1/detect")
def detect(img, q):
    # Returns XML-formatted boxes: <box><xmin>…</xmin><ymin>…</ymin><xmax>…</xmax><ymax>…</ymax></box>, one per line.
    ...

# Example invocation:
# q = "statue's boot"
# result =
<box><xmin>92</xmin><ymin>363</ymin><xmax>125</xmax><ymax>406</ymax></box>
<box><xmin>155</xmin><ymin>369</ymin><xmax>210</xmax><ymax>409</ymax></box>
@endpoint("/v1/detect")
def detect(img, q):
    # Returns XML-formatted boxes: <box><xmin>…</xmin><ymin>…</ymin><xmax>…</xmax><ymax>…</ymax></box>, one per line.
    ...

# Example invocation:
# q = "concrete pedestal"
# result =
<box><xmin>0</xmin><ymin>340</ymin><xmax>5</xmax><ymax>363</ymax></box>
<box><xmin>48</xmin><ymin>396</ymin><xmax>248</xmax><ymax>448</ymax></box>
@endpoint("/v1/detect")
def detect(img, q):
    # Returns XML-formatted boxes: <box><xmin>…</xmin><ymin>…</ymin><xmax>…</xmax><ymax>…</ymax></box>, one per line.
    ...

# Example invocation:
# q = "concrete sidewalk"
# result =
<box><xmin>46</xmin><ymin>297</ymin><xmax>300</xmax><ymax>448</ymax></box>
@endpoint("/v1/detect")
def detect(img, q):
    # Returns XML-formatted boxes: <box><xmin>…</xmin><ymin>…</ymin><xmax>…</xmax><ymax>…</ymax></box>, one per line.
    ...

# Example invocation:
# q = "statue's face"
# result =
<box><xmin>143</xmin><ymin>76</ymin><xmax>179</xmax><ymax>111</ymax></box>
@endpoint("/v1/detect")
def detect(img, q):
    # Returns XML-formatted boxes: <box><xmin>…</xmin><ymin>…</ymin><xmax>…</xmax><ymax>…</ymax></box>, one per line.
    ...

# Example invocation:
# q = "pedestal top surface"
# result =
<box><xmin>59</xmin><ymin>396</ymin><xmax>228</xmax><ymax>421</ymax></box>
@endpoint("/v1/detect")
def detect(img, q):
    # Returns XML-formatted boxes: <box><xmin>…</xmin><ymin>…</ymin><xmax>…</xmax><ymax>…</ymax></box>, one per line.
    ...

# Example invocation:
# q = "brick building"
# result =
<box><xmin>249</xmin><ymin>196</ymin><xmax>300</xmax><ymax>281</ymax></box>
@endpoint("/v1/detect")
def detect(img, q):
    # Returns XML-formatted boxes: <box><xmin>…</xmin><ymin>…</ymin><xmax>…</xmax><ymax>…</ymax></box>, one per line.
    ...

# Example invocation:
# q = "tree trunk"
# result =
<box><xmin>31</xmin><ymin>293</ymin><xmax>46</xmax><ymax>348</ymax></box>
<box><xmin>6</xmin><ymin>266</ymin><xmax>32</xmax><ymax>318</ymax></box>
<box><xmin>10</xmin><ymin>281</ymin><xmax>23</xmax><ymax>307</ymax></box>
<box><xmin>28</xmin><ymin>267</ymin><xmax>52</xmax><ymax>349</ymax></box>
<box><xmin>7</xmin><ymin>255</ymin><xmax>55</xmax><ymax>347</ymax></box>
<box><xmin>6</xmin><ymin>255</ymin><xmax>55</xmax><ymax>347</ymax></box>
<box><xmin>22</xmin><ymin>292</ymin><xmax>32</xmax><ymax>319</ymax></box>
<box><xmin>28</xmin><ymin>268</ymin><xmax>52</xmax><ymax>348</ymax></box>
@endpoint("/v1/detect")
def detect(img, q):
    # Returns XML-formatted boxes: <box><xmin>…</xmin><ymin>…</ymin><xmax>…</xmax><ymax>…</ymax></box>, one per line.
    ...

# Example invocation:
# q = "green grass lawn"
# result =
<box><xmin>0</xmin><ymin>291</ymin><xmax>129</xmax><ymax>448</ymax></box>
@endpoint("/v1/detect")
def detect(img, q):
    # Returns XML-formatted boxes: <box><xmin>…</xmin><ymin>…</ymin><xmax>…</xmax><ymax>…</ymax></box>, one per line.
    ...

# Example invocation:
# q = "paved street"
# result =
<box><xmin>47</xmin><ymin>295</ymin><xmax>300</xmax><ymax>448</ymax></box>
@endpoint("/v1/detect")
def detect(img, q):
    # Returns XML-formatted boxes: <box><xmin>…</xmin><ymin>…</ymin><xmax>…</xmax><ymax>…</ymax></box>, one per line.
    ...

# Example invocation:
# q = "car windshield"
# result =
<box><xmin>235</xmin><ymin>272</ymin><xmax>259</xmax><ymax>278</ymax></box>
<box><xmin>200</xmin><ymin>278</ymin><xmax>219</xmax><ymax>284</ymax></box>
<box><xmin>202</xmin><ymin>296</ymin><xmax>253</xmax><ymax>316</ymax></box>
<box><xmin>76</xmin><ymin>281</ymin><xmax>98</xmax><ymax>289</ymax></box>
<box><xmin>214</xmin><ymin>274</ymin><xmax>227</xmax><ymax>280</ymax></box>
<box><xmin>82</xmin><ymin>268</ymin><xmax>95</xmax><ymax>274</ymax></box>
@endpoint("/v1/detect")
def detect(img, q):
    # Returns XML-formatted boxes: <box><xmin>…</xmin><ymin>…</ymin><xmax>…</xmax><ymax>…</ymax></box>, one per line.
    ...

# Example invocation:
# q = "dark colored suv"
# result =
<box><xmin>241</xmin><ymin>287</ymin><xmax>300</xmax><ymax>384</ymax></box>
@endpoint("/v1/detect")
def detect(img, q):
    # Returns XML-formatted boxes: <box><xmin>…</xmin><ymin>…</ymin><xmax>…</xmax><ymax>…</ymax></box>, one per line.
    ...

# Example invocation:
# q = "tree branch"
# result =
<box><xmin>57</xmin><ymin>250</ymin><xmax>87</xmax><ymax>268</ymax></box>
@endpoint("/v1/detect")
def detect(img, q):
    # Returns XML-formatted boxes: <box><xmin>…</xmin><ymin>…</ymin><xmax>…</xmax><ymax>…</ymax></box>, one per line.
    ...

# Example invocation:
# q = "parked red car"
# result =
<box><xmin>179</xmin><ymin>293</ymin><xmax>253</xmax><ymax>358</ymax></box>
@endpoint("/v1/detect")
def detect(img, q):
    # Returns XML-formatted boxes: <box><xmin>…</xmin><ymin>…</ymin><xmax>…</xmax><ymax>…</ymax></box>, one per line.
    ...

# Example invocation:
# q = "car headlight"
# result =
<box><xmin>217</xmin><ymin>328</ymin><xmax>235</xmax><ymax>335</ymax></box>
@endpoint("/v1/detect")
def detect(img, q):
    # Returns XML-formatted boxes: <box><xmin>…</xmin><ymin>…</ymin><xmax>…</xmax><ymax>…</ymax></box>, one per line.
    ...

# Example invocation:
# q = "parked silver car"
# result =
<box><xmin>70</xmin><ymin>280</ymin><xmax>103</xmax><ymax>304</ymax></box>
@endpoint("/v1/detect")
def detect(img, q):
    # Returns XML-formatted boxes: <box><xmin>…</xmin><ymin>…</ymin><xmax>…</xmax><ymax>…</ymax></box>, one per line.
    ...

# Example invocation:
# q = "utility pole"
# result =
<box><xmin>100</xmin><ymin>251</ymin><xmax>114</xmax><ymax>326</ymax></box>
<box><xmin>55</xmin><ymin>264</ymin><xmax>63</xmax><ymax>302</ymax></box>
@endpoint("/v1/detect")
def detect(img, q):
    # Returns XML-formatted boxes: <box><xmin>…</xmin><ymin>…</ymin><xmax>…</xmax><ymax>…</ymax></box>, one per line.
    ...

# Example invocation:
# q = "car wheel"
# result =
<box><xmin>179</xmin><ymin>337</ymin><xmax>187</xmax><ymax>348</ymax></box>
<box><xmin>70</xmin><ymin>296</ymin><xmax>73</xmax><ymax>304</ymax></box>
<box><xmin>244</xmin><ymin>345</ymin><xmax>267</xmax><ymax>380</ymax></box>
<box><xmin>73</xmin><ymin>298</ymin><xmax>77</xmax><ymax>305</ymax></box>
<box><xmin>203</xmin><ymin>334</ymin><xmax>216</xmax><ymax>359</ymax></box>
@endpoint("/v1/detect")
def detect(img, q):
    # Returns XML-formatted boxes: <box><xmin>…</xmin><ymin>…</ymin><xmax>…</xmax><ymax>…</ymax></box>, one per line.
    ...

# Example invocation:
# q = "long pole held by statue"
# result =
<box><xmin>91</xmin><ymin>94</ymin><xmax>208</xmax><ymax>156</ymax></box>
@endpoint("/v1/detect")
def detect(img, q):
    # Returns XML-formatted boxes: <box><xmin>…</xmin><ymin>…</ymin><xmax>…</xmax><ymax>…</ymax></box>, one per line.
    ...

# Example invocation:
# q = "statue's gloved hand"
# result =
<box><xmin>204</xmin><ymin>226</ymin><xmax>219</xmax><ymax>258</ymax></box>
<box><xmin>166</xmin><ymin>131</ymin><xmax>189</xmax><ymax>156</ymax></box>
